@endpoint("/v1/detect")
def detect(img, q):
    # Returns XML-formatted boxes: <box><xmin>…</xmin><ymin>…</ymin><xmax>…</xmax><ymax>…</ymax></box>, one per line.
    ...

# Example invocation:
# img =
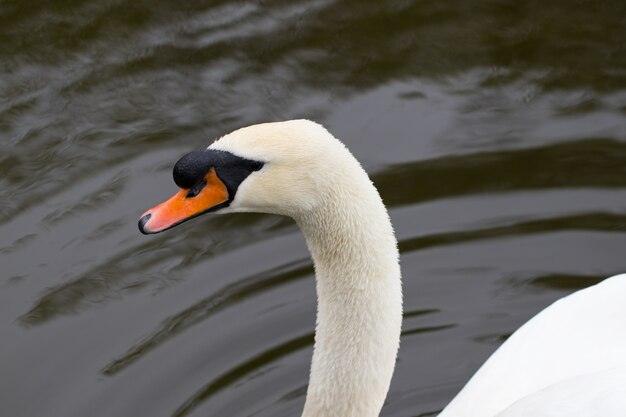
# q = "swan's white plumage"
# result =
<box><xmin>157</xmin><ymin>120</ymin><xmax>626</xmax><ymax>416</ymax></box>
<box><xmin>211</xmin><ymin>120</ymin><xmax>403</xmax><ymax>417</ymax></box>
<box><xmin>440</xmin><ymin>273</ymin><xmax>626</xmax><ymax>417</ymax></box>
<box><xmin>495</xmin><ymin>366</ymin><xmax>626</xmax><ymax>417</ymax></box>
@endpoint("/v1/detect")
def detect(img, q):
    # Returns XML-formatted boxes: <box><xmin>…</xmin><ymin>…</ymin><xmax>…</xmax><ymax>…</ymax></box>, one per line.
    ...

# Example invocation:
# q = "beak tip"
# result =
<box><xmin>138</xmin><ymin>213</ymin><xmax>152</xmax><ymax>235</ymax></box>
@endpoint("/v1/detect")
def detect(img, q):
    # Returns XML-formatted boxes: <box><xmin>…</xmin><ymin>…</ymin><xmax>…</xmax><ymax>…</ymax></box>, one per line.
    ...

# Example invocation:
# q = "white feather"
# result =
<box><xmin>495</xmin><ymin>367</ymin><xmax>626</xmax><ymax>417</ymax></box>
<box><xmin>212</xmin><ymin>120</ymin><xmax>402</xmax><ymax>417</ymax></box>
<box><xmin>192</xmin><ymin>120</ymin><xmax>625</xmax><ymax>416</ymax></box>
<box><xmin>440</xmin><ymin>274</ymin><xmax>626</xmax><ymax>417</ymax></box>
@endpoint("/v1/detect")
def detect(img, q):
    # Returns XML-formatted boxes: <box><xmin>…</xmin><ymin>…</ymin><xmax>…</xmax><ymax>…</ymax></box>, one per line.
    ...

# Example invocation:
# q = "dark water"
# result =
<box><xmin>2</xmin><ymin>1</ymin><xmax>626</xmax><ymax>416</ymax></box>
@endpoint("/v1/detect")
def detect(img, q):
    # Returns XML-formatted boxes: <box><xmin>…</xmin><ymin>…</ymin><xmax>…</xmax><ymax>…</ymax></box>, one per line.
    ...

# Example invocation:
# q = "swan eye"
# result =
<box><xmin>250</xmin><ymin>160</ymin><xmax>264</xmax><ymax>171</ymax></box>
<box><xmin>186</xmin><ymin>180</ymin><xmax>207</xmax><ymax>198</ymax></box>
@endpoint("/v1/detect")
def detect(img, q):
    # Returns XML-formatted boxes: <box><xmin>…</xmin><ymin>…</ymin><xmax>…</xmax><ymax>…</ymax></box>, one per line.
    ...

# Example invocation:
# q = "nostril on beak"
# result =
<box><xmin>138</xmin><ymin>213</ymin><xmax>152</xmax><ymax>234</ymax></box>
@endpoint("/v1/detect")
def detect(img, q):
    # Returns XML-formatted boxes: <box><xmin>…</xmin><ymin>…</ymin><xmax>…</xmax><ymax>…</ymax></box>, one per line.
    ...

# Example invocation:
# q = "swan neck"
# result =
<box><xmin>297</xmin><ymin>185</ymin><xmax>402</xmax><ymax>417</ymax></box>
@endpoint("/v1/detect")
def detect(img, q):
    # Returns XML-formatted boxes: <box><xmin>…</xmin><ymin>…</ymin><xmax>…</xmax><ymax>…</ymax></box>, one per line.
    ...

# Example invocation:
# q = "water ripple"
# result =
<box><xmin>102</xmin><ymin>259</ymin><xmax>313</xmax><ymax>375</ymax></box>
<box><xmin>3</xmin><ymin>2</ymin><xmax>626</xmax><ymax>417</ymax></box>
<box><xmin>171</xmin><ymin>333</ymin><xmax>314</xmax><ymax>417</ymax></box>
<box><xmin>376</xmin><ymin>139</ymin><xmax>626</xmax><ymax>207</ymax></box>
<box><xmin>400</xmin><ymin>212</ymin><xmax>626</xmax><ymax>253</ymax></box>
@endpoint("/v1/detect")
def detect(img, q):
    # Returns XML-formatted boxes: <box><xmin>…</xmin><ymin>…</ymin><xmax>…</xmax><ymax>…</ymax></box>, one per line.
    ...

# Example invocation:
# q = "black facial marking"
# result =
<box><xmin>172</xmin><ymin>149</ymin><xmax>264</xmax><ymax>205</ymax></box>
<box><xmin>173</xmin><ymin>150</ymin><xmax>211</xmax><ymax>189</ymax></box>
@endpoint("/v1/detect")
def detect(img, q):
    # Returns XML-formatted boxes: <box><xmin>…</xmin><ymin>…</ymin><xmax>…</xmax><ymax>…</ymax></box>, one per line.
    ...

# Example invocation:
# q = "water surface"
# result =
<box><xmin>2</xmin><ymin>1</ymin><xmax>626</xmax><ymax>416</ymax></box>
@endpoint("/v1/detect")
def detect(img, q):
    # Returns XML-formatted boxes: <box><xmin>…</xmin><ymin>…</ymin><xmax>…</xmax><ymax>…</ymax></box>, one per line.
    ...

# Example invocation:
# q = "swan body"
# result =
<box><xmin>495</xmin><ymin>366</ymin><xmax>626</xmax><ymax>417</ymax></box>
<box><xmin>440</xmin><ymin>273</ymin><xmax>626</xmax><ymax>417</ymax></box>
<box><xmin>139</xmin><ymin>120</ymin><xmax>626</xmax><ymax>417</ymax></box>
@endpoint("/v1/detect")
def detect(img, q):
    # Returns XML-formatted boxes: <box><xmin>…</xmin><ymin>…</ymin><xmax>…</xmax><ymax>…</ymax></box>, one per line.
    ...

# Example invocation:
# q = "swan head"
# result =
<box><xmin>139</xmin><ymin>120</ymin><xmax>348</xmax><ymax>234</ymax></box>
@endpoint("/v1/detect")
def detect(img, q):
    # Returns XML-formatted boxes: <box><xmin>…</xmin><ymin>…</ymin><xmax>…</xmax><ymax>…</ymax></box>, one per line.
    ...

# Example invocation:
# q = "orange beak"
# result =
<box><xmin>138</xmin><ymin>167</ymin><xmax>229</xmax><ymax>234</ymax></box>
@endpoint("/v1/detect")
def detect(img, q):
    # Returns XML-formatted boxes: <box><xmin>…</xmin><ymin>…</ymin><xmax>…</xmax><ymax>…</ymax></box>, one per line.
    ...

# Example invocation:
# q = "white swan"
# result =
<box><xmin>138</xmin><ymin>120</ymin><xmax>626</xmax><ymax>417</ymax></box>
